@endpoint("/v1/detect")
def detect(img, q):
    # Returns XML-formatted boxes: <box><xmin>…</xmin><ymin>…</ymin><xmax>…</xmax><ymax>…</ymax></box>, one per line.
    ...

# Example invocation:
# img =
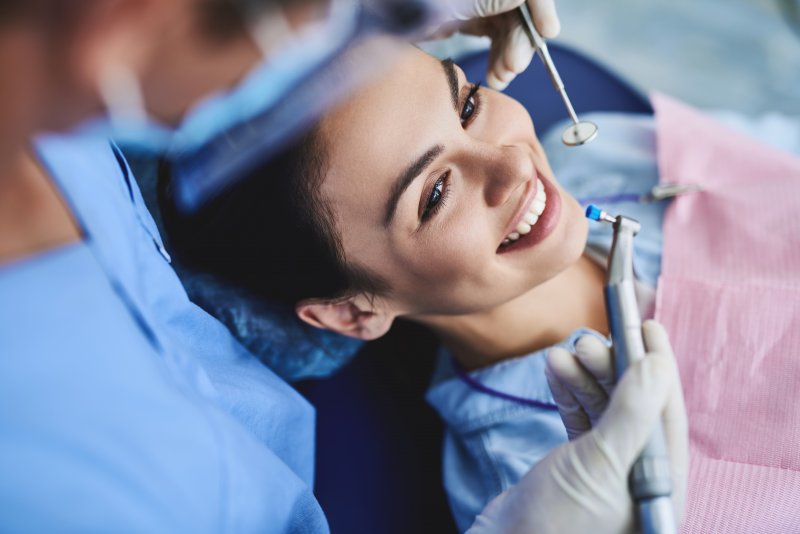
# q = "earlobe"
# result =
<box><xmin>295</xmin><ymin>297</ymin><xmax>394</xmax><ymax>341</ymax></box>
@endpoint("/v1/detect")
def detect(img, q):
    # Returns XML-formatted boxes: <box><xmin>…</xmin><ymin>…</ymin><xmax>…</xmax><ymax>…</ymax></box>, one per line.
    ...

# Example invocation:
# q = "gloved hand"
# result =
<box><xmin>466</xmin><ymin>321</ymin><xmax>689</xmax><ymax>534</ymax></box>
<box><xmin>546</xmin><ymin>332</ymin><xmax>616</xmax><ymax>440</ymax></box>
<box><xmin>441</xmin><ymin>0</ymin><xmax>561</xmax><ymax>90</ymax></box>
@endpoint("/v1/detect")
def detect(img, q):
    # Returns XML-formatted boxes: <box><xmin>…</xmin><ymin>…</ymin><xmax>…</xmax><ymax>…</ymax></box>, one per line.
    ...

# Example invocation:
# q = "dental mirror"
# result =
<box><xmin>518</xmin><ymin>4</ymin><xmax>598</xmax><ymax>147</ymax></box>
<box><xmin>562</xmin><ymin>118</ymin><xmax>598</xmax><ymax>146</ymax></box>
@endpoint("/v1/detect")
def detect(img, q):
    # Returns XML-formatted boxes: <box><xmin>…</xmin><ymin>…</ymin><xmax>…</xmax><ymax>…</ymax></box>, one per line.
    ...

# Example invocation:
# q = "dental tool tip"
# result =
<box><xmin>585</xmin><ymin>204</ymin><xmax>617</xmax><ymax>224</ymax></box>
<box><xmin>585</xmin><ymin>204</ymin><xmax>602</xmax><ymax>220</ymax></box>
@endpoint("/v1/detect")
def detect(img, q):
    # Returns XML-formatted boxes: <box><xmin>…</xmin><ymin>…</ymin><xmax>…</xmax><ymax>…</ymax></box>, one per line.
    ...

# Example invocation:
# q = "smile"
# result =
<box><xmin>497</xmin><ymin>173</ymin><xmax>561</xmax><ymax>254</ymax></box>
<box><xmin>501</xmin><ymin>178</ymin><xmax>546</xmax><ymax>246</ymax></box>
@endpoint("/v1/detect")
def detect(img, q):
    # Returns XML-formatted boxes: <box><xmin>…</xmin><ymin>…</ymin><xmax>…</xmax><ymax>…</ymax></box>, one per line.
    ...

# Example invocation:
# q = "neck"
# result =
<box><xmin>0</xmin><ymin>144</ymin><xmax>81</xmax><ymax>265</ymax></box>
<box><xmin>419</xmin><ymin>255</ymin><xmax>608</xmax><ymax>370</ymax></box>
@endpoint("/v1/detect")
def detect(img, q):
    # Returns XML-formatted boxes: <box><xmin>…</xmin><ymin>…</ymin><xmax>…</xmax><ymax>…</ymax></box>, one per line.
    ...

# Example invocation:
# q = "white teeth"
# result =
<box><xmin>501</xmin><ymin>178</ymin><xmax>548</xmax><ymax>247</ymax></box>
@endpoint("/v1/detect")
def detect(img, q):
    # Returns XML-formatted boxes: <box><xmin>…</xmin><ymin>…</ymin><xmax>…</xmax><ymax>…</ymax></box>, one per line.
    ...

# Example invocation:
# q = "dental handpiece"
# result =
<box><xmin>585</xmin><ymin>205</ymin><xmax>676</xmax><ymax>534</ymax></box>
<box><xmin>517</xmin><ymin>4</ymin><xmax>598</xmax><ymax>146</ymax></box>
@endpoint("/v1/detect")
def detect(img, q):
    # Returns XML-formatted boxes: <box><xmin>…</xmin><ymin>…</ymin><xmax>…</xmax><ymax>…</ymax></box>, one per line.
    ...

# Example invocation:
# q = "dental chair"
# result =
<box><xmin>297</xmin><ymin>43</ymin><xmax>651</xmax><ymax>534</ymax></box>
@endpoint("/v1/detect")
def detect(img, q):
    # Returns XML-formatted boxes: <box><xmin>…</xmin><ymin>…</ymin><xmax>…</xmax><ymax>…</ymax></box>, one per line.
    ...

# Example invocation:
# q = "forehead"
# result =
<box><xmin>318</xmin><ymin>47</ymin><xmax>454</xmax><ymax>225</ymax></box>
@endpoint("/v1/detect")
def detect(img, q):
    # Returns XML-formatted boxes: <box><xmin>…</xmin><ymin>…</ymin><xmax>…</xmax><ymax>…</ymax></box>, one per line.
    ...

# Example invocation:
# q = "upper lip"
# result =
<box><xmin>499</xmin><ymin>171</ymin><xmax>540</xmax><ymax>247</ymax></box>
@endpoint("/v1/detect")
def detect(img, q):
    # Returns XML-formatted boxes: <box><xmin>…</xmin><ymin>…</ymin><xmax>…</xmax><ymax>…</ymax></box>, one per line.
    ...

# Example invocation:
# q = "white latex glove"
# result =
<box><xmin>546</xmin><ymin>333</ymin><xmax>616</xmax><ymax>440</ymax></box>
<box><xmin>466</xmin><ymin>321</ymin><xmax>689</xmax><ymax>534</ymax></box>
<box><xmin>441</xmin><ymin>0</ymin><xmax>561</xmax><ymax>90</ymax></box>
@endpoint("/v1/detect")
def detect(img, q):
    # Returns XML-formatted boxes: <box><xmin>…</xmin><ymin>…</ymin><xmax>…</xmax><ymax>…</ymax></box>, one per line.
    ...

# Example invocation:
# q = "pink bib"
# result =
<box><xmin>653</xmin><ymin>94</ymin><xmax>800</xmax><ymax>532</ymax></box>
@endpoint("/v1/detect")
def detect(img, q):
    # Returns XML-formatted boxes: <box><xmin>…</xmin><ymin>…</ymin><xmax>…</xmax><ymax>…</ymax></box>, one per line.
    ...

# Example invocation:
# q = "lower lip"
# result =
<box><xmin>497</xmin><ymin>173</ymin><xmax>561</xmax><ymax>254</ymax></box>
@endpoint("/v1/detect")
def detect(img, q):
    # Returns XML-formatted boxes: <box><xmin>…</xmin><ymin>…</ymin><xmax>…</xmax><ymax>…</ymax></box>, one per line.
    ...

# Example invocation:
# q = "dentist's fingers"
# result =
<box><xmin>545</xmin><ymin>352</ymin><xmax>591</xmax><ymax>440</ymax></box>
<box><xmin>459</xmin><ymin>0</ymin><xmax>562</xmax><ymax>91</ymax></box>
<box><xmin>547</xmin><ymin>346</ymin><xmax>609</xmax><ymax>427</ymax></box>
<box><xmin>642</xmin><ymin>320</ymin><xmax>689</xmax><ymax>523</ymax></box>
<box><xmin>487</xmin><ymin>20</ymin><xmax>534</xmax><ymax>91</ymax></box>
<box><xmin>528</xmin><ymin>0</ymin><xmax>561</xmax><ymax>38</ymax></box>
<box><xmin>574</xmin><ymin>335</ymin><xmax>615</xmax><ymax>396</ymax></box>
<box><xmin>485</xmin><ymin>21</ymin><xmax>514</xmax><ymax>90</ymax></box>
<box><xmin>471</xmin><ymin>0</ymin><xmax>526</xmax><ymax>19</ymax></box>
<box><xmin>444</xmin><ymin>0</ymin><xmax>525</xmax><ymax>20</ymax></box>
<box><xmin>641</xmin><ymin>320</ymin><xmax>671</xmax><ymax>354</ymax></box>
<box><xmin>592</xmin><ymin>342</ymin><xmax>680</xmax><ymax>482</ymax></box>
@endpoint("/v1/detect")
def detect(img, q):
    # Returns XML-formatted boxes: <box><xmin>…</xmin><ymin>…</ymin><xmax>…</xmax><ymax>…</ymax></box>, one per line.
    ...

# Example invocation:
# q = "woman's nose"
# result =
<box><xmin>476</xmin><ymin>144</ymin><xmax>535</xmax><ymax>207</ymax></box>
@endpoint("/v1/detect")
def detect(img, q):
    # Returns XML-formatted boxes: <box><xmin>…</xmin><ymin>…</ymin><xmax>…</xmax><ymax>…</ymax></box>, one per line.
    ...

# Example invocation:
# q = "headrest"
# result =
<box><xmin>180</xmin><ymin>267</ymin><xmax>364</xmax><ymax>382</ymax></box>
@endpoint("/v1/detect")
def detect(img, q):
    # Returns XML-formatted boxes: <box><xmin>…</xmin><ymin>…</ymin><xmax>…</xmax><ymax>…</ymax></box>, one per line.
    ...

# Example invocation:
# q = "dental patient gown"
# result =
<box><xmin>0</xmin><ymin>134</ymin><xmax>327</xmax><ymax>532</ymax></box>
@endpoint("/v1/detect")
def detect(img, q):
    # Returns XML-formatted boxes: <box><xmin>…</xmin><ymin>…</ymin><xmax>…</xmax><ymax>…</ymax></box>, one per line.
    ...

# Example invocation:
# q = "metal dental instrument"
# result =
<box><xmin>518</xmin><ymin>4</ymin><xmax>598</xmax><ymax>146</ymax></box>
<box><xmin>577</xmin><ymin>182</ymin><xmax>704</xmax><ymax>207</ymax></box>
<box><xmin>644</xmin><ymin>183</ymin><xmax>703</xmax><ymax>202</ymax></box>
<box><xmin>585</xmin><ymin>204</ymin><xmax>676</xmax><ymax>534</ymax></box>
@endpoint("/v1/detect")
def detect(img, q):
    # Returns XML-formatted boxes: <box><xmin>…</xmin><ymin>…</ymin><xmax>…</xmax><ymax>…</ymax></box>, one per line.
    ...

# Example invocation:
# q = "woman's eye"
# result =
<box><xmin>460</xmin><ymin>97</ymin><xmax>475</xmax><ymax>124</ymax></box>
<box><xmin>460</xmin><ymin>83</ymin><xmax>481</xmax><ymax>126</ymax></box>
<box><xmin>421</xmin><ymin>174</ymin><xmax>448</xmax><ymax>222</ymax></box>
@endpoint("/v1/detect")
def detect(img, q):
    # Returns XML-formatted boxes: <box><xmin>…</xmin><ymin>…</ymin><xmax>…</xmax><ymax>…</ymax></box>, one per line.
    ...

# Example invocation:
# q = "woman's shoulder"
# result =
<box><xmin>426</xmin><ymin>328</ymin><xmax>607</xmax><ymax>432</ymax></box>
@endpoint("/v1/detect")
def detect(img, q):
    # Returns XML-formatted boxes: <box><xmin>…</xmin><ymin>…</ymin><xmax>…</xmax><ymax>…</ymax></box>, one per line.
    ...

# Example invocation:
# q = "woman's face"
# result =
<box><xmin>319</xmin><ymin>46</ymin><xmax>587</xmax><ymax>317</ymax></box>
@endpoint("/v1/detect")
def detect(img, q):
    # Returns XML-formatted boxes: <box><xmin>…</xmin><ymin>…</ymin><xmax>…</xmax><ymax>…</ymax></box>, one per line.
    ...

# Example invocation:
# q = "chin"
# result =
<box><xmin>525</xmin><ymin>191</ymin><xmax>588</xmax><ymax>285</ymax></box>
<box><xmin>562</xmin><ymin>194</ymin><xmax>590</xmax><ymax>261</ymax></box>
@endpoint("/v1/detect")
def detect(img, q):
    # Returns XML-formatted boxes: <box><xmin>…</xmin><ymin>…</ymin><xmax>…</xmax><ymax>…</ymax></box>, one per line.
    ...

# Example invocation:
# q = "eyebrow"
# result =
<box><xmin>381</xmin><ymin>60</ymin><xmax>460</xmax><ymax>227</ymax></box>
<box><xmin>383</xmin><ymin>144</ymin><xmax>445</xmax><ymax>227</ymax></box>
<box><xmin>441</xmin><ymin>58</ymin><xmax>460</xmax><ymax>112</ymax></box>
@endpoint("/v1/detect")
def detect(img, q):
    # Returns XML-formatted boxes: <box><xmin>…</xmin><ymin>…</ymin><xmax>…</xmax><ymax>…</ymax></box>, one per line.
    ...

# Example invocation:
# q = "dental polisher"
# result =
<box><xmin>585</xmin><ymin>204</ymin><xmax>676</xmax><ymax>534</ymax></box>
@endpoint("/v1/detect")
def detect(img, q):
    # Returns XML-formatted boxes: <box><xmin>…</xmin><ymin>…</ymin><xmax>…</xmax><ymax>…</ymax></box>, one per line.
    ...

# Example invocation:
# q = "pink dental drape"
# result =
<box><xmin>653</xmin><ymin>93</ymin><xmax>800</xmax><ymax>532</ymax></box>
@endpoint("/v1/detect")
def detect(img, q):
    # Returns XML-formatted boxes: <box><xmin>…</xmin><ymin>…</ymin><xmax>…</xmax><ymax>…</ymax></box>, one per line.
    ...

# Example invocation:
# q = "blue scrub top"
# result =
<box><xmin>0</xmin><ymin>134</ymin><xmax>328</xmax><ymax>532</ymax></box>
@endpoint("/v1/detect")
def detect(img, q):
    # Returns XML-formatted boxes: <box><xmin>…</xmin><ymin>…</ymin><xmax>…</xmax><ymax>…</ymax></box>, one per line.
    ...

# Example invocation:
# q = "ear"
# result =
<box><xmin>295</xmin><ymin>295</ymin><xmax>396</xmax><ymax>341</ymax></box>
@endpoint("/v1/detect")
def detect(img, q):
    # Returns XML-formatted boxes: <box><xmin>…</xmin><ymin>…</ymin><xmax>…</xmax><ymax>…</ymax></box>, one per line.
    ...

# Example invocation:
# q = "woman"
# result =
<box><xmin>161</xmin><ymin>44</ymin><xmax>676</xmax><ymax>530</ymax></box>
<box><xmin>163</xmin><ymin>46</ymin><xmax>609</xmax><ymax>351</ymax></box>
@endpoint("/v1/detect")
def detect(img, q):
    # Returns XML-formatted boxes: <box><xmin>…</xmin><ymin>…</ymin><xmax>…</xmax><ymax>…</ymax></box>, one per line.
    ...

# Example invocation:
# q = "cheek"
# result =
<box><xmin>415</xmin><ymin>222</ymin><xmax>489</xmax><ymax>281</ymax></box>
<box><xmin>482</xmin><ymin>92</ymin><xmax>537</xmax><ymax>143</ymax></box>
<box><xmin>388</xmin><ymin>209</ymin><xmax>498</xmax><ymax>305</ymax></box>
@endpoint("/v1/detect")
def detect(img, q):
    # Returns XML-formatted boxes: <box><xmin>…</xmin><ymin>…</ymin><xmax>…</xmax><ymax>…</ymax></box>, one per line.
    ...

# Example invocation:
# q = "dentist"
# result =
<box><xmin>0</xmin><ymin>1</ymin><xmax>686</xmax><ymax>532</ymax></box>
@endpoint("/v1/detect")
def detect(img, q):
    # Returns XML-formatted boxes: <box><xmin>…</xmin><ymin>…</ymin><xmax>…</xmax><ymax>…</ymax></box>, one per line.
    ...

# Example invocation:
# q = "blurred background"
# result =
<box><xmin>425</xmin><ymin>0</ymin><xmax>800</xmax><ymax>115</ymax></box>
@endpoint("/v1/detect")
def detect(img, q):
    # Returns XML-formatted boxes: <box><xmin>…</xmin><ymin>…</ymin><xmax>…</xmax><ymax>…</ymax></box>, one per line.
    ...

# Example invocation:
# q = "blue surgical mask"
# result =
<box><xmin>80</xmin><ymin>0</ymin><xmax>438</xmax><ymax>211</ymax></box>
<box><xmin>80</xmin><ymin>1</ymin><xmax>359</xmax><ymax>153</ymax></box>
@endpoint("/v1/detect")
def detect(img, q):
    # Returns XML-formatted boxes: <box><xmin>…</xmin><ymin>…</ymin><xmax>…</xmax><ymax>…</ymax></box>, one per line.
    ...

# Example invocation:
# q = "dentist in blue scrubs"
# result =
<box><xmin>0</xmin><ymin>0</ymin><xmax>687</xmax><ymax>532</ymax></box>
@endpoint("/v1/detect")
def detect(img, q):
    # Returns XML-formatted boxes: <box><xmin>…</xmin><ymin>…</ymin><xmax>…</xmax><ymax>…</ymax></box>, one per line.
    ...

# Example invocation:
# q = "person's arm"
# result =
<box><xmin>467</xmin><ymin>320</ymin><xmax>688</xmax><ymax>534</ymax></box>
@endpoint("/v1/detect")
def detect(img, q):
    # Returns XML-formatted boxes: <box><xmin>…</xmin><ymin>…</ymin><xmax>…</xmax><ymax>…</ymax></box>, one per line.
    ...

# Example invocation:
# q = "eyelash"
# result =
<box><xmin>420</xmin><ymin>83</ymin><xmax>481</xmax><ymax>223</ymax></box>
<box><xmin>421</xmin><ymin>172</ymin><xmax>451</xmax><ymax>222</ymax></box>
<box><xmin>460</xmin><ymin>82</ymin><xmax>482</xmax><ymax>126</ymax></box>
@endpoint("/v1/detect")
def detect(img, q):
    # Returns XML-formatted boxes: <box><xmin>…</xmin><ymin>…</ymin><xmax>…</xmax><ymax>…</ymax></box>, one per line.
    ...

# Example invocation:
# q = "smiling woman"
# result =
<box><xmin>163</xmin><ymin>45</ymin><xmax>602</xmax><ymax>360</ymax></box>
<box><xmin>160</xmin><ymin>43</ymin><xmax>611</xmax><ymax>530</ymax></box>
<box><xmin>310</xmin><ymin>48</ymin><xmax>603</xmax><ymax>350</ymax></box>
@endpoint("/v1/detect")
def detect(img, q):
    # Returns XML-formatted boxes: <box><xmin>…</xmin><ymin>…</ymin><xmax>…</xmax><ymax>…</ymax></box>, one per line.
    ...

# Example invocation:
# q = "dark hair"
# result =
<box><xmin>159</xmin><ymin>129</ymin><xmax>389</xmax><ymax>307</ymax></box>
